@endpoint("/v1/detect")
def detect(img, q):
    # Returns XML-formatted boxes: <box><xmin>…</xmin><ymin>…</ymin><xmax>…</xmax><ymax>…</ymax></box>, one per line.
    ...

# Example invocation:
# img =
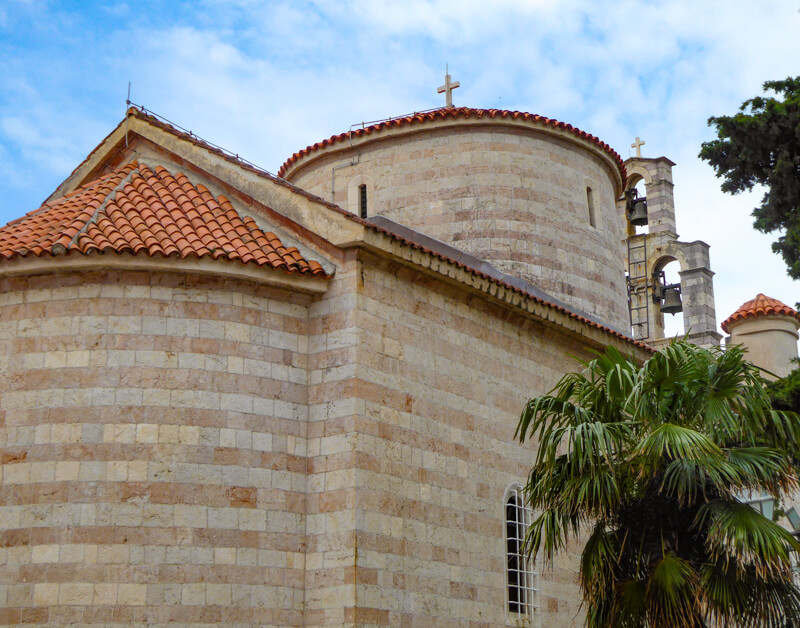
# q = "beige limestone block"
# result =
<box><xmin>33</xmin><ymin>583</ymin><xmax>59</xmax><ymax>606</ymax></box>
<box><xmin>182</xmin><ymin>583</ymin><xmax>206</xmax><ymax>606</ymax></box>
<box><xmin>117</xmin><ymin>583</ymin><xmax>147</xmax><ymax>606</ymax></box>
<box><xmin>31</xmin><ymin>545</ymin><xmax>59</xmax><ymax>564</ymax></box>
<box><xmin>136</xmin><ymin>423</ymin><xmax>159</xmax><ymax>444</ymax></box>
<box><xmin>58</xmin><ymin>583</ymin><xmax>93</xmax><ymax>606</ymax></box>
<box><xmin>92</xmin><ymin>583</ymin><xmax>118</xmax><ymax>606</ymax></box>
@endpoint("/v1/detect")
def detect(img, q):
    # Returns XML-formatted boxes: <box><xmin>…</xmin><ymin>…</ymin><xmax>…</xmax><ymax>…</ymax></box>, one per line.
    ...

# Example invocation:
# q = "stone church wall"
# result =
<box><xmin>1</xmin><ymin>255</ymin><xmax>601</xmax><ymax>627</ymax></box>
<box><xmin>0</xmin><ymin>270</ymin><xmax>311</xmax><ymax>625</ymax></box>
<box><xmin>287</xmin><ymin>124</ymin><xmax>629</xmax><ymax>333</ymax></box>
<box><xmin>302</xmin><ymin>250</ymin><xmax>590</xmax><ymax>627</ymax></box>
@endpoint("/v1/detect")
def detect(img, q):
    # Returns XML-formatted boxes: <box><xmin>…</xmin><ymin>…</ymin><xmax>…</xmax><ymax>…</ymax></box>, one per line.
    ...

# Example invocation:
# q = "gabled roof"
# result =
<box><xmin>0</xmin><ymin>161</ymin><xmax>328</xmax><ymax>277</ymax></box>
<box><xmin>278</xmin><ymin>106</ymin><xmax>626</xmax><ymax>184</ymax></box>
<box><xmin>52</xmin><ymin>107</ymin><xmax>349</xmax><ymax>218</ymax></box>
<box><xmin>721</xmin><ymin>293</ymin><xmax>800</xmax><ymax>333</ymax></box>
<box><xmin>31</xmin><ymin>106</ymin><xmax>649</xmax><ymax>355</ymax></box>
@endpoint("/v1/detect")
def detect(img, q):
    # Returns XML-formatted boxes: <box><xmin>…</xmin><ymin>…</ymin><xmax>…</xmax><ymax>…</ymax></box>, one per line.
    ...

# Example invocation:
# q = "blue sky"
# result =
<box><xmin>2</xmin><ymin>0</ymin><xmax>799</xmax><ymax>337</ymax></box>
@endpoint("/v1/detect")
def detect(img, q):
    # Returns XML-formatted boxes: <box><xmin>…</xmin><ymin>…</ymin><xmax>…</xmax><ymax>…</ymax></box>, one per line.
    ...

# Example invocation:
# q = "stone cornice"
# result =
<box><xmin>0</xmin><ymin>252</ymin><xmax>329</xmax><ymax>293</ymax></box>
<box><xmin>355</xmin><ymin>226</ymin><xmax>653</xmax><ymax>359</ymax></box>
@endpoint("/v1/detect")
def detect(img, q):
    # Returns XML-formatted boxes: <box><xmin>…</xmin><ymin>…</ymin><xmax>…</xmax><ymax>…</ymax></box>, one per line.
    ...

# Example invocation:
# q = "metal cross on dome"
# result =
<box><xmin>437</xmin><ymin>65</ymin><xmax>460</xmax><ymax>108</ymax></box>
<box><xmin>631</xmin><ymin>136</ymin><xmax>645</xmax><ymax>157</ymax></box>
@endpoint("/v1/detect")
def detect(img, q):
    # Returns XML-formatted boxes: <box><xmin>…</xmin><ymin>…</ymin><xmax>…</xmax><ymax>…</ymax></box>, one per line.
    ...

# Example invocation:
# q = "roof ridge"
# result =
<box><xmin>122</xmin><ymin>106</ymin><xmax>353</xmax><ymax>214</ymax></box>
<box><xmin>60</xmin><ymin>162</ymin><xmax>142</xmax><ymax>254</ymax></box>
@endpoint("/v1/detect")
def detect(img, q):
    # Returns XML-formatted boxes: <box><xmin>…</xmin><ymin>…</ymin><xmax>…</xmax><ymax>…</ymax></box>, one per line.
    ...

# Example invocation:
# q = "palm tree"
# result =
<box><xmin>517</xmin><ymin>341</ymin><xmax>800</xmax><ymax>627</ymax></box>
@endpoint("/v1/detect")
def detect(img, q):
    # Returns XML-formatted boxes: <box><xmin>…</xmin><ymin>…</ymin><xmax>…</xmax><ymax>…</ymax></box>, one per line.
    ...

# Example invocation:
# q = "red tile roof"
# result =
<box><xmin>55</xmin><ymin>106</ymin><xmax>648</xmax><ymax>352</ymax></box>
<box><xmin>721</xmin><ymin>293</ymin><xmax>800</xmax><ymax>333</ymax></box>
<box><xmin>0</xmin><ymin>162</ymin><xmax>328</xmax><ymax>277</ymax></box>
<box><xmin>277</xmin><ymin>107</ymin><xmax>626</xmax><ymax>181</ymax></box>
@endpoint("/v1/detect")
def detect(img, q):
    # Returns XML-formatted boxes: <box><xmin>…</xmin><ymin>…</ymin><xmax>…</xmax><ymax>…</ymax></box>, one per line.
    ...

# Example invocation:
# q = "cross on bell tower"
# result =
<box><xmin>437</xmin><ymin>65</ymin><xmax>460</xmax><ymax>108</ymax></box>
<box><xmin>631</xmin><ymin>136</ymin><xmax>645</xmax><ymax>157</ymax></box>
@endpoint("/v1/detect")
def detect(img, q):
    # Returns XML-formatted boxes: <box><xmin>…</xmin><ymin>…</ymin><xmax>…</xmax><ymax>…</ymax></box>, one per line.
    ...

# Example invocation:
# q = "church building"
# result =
<box><xmin>0</xmin><ymin>79</ymin><xmax>720</xmax><ymax>626</ymax></box>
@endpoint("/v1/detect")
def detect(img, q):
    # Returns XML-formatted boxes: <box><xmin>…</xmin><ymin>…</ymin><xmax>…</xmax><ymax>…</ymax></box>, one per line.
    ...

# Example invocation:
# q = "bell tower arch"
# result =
<box><xmin>620</xmin><ymin>150</ymin><xmax>720</xmax><ymax>347</ymax></box>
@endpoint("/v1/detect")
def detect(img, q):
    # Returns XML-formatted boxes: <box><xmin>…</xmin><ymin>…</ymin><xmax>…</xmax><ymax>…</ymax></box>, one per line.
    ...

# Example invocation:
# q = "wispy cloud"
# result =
<box><xmin>0</xmin><ymin>0</ymin><xmax>798</xmax><ymax>331</ymax></box>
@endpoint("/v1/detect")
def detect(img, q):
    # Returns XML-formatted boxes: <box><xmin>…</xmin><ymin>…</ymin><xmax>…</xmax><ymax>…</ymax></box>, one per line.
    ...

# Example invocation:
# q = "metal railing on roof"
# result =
<box><xmin>126</xmin><ymin>100</ymin><xmax>448</xmax><ymax>176</ymax></box>
<box><xmin>125</xmin><ymin>100</ymin><xmax>281</xmax><ymax>180</ymax></box>
<box><xmin>348</xmin><ymin>106</ymin><xmax>445</xmax><ymax>133</ymax></box>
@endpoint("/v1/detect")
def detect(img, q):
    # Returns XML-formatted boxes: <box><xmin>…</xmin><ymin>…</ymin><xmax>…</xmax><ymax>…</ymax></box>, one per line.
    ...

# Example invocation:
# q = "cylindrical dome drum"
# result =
<box><xmin>280</xmin><ymin>108</ymin><xmax>629</xmax><ymax>332</ymax></box>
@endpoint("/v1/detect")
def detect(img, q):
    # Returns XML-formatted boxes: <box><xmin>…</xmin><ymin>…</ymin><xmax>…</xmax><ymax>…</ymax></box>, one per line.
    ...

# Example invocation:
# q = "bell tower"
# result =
<box><xmin>621</xmin><ymin>145</ymin><xmax>721</xmax><ymax>348</ymax></box>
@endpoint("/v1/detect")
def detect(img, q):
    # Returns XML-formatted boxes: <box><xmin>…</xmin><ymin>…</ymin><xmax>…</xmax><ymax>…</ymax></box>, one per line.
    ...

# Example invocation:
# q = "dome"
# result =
<box><xmin>279</xmin><ymin>107</ymin><xmax>630</xmax><ymax>332</ymax></box>
<box><xmin>721</xmin><ymin>293</ymin><xmax>800</xmax><ymax>333</ymax></box>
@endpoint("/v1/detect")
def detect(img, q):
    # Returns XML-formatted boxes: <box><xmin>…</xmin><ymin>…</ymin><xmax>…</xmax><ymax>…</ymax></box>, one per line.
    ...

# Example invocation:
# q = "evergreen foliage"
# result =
<box><xmin>767</xmin><ymin>362</ymin><xmax>800</xmax><ymax>414</ymax></box>
<box><xmin>517</xmin><ymin>341</ymin><xmax>800</xmax><ymax>627</ymax></box>
<box><xmin>699</xmin><ymin>77</ymin><xmax>800</xmax><ymax>279</ymax></box>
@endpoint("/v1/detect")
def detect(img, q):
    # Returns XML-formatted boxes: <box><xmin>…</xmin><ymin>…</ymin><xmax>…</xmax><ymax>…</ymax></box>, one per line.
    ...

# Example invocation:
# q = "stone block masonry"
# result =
<box><xmin>2</xmin><ymin>259</ymin><xmax>602</xmax><ymax>627</ymax></box>
<box><xmin>0</xmin><ymin>103</ymin><xmax>657</xmax><ymax>627</ymax></box>
<box><xmin>0</xmin><ymin>270</ymin><xmax>311</xmax><ymax>626</ymax></box>
<box><xmin>302</xmin><ymin>251</ymin><xmax>591</xmax><ymax>627</ymax></box>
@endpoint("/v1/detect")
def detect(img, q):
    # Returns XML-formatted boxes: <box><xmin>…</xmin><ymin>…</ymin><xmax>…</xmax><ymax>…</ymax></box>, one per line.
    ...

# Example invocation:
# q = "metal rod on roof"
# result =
<box><xmin>125</xmin><ymin>82</ymin><xmax>131</xmax><ymax>148</ymax></box>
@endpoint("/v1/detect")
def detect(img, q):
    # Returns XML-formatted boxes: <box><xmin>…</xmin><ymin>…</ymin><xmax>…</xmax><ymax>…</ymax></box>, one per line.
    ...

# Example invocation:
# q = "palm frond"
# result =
<box><xmin>580</xmin><ymin>522</ymin><xmax>621</xmax><ymax>596</ymax></box>
<box><xmin>724</xmin><ymin>446</ymin><xmax>795</xmax><ymax>496</ymax></box>
<box><xmin>701</xmin><ymin>559</ymin><xmax>800</xmax><ymax>627</ymax></box>
<box><xmin>562</xmin><ymin>467</ymin><xmax>622</xmax><ymax>517</ymax></box>
<box><xmin>522</xmin><ymin>507</ymin><xmax>580</xmax><ymax>561</ymax></box>
<box><xmin>634</xmin><ymin>422</ymin><xmax>723</xmax><ymax>477</ymax></box>
<box><xmin>645</xmin><ymin>552</ymin><xmax>702</xmax><ymax>627</ymax></box>
<box><xmin>699</xmin><ymin>558</ymin><xmax>751</xmax><ymax>624</ymax></box>
<box><xmin>660</xmin><ymin>457</ymin><xmax>740</xmax><ymax>505</ymax></box>
<box><xmin>696</xmin><ymin>499</ymin><xmax>800</xmax><ymax>579</ymax></box>
<box><xmin>610</xmin><ymin>578</ymin><xmax>648</xmax><ymax>628</ymax></box>
<box><xmin>516</xmin><ymin>340</ymin><xmax>800</xmax><ymax>626</ymax></box>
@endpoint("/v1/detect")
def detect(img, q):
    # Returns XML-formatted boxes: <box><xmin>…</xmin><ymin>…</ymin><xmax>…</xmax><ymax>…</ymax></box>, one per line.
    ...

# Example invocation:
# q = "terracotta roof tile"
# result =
<box><xmin>721</xmin><ymin>293</ymin><xmax>800</xmax><ymax>333</ymax></box>
<box><xmin>0</xmin><ymin>162</ymin><xmax>329</xmax><ymax>278</ymax></box>
<box><xmin>277</xmin><ymin>107</ymin><xmax>626</xmax><ymax>182</ymax></box>
<box><xmin>63</xmin><ymin>107</ymin><xmax>646</xmax><ymax>351</ymax></box>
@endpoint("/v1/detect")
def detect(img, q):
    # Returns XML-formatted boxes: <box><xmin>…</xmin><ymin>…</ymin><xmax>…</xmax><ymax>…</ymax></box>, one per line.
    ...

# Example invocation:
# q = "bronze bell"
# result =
<box><xmin>625</xmin><ymin>189</ymin><xmax>648</xmax><ymax>226</ymax></box>
<box><xmin>660</xmin><ymin>284</ymin><xmax>683</xmax><ymax>314</ymax></box>
<box><xmin>628</xmin><ymin>199</ymin><xmax>648</xmax><ymax>226</ymax></box>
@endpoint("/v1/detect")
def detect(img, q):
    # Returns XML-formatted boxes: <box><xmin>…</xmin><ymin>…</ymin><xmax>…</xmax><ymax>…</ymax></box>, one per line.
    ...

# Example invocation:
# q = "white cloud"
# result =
<box><xmin>0</xmin><ymin>0</ymin><xmax>798</xmax><ymax>336</ymax></box>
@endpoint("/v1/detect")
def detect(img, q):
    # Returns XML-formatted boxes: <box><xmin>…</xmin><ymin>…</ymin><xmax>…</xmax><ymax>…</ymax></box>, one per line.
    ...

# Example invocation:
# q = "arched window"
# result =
<box><xmin>586</xmin><ymin>186</ymin><xmax>596</xmax><ymax>228</ymax></box>
<box><xmin>505</xmin><ymin>484</ymin><xmax>539</xmax><ymax>619</ymax></box>
<box><xmin>347</xmin><ymin>175</ymin><xmax>375</xmax><ymax>218</ymax></box>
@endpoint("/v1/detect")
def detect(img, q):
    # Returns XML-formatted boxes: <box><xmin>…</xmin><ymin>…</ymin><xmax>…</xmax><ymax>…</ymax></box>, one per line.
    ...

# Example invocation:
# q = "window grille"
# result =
<box><xmin>505</xmin><ymin>485</ymin><xmax>539</xmax><ymax>619</ymax></box>
<box><xmin>359</xmin><ymin>184</ymin><xmax>368</xmax><ymax>219</ymax></box>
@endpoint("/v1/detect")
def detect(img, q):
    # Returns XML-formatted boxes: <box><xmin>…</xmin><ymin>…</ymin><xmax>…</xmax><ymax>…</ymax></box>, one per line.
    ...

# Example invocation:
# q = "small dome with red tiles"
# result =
<box><xmin>721</xmin><ymin>294</ymin><xmax>800</xmax><ymax>333</ymax></box>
